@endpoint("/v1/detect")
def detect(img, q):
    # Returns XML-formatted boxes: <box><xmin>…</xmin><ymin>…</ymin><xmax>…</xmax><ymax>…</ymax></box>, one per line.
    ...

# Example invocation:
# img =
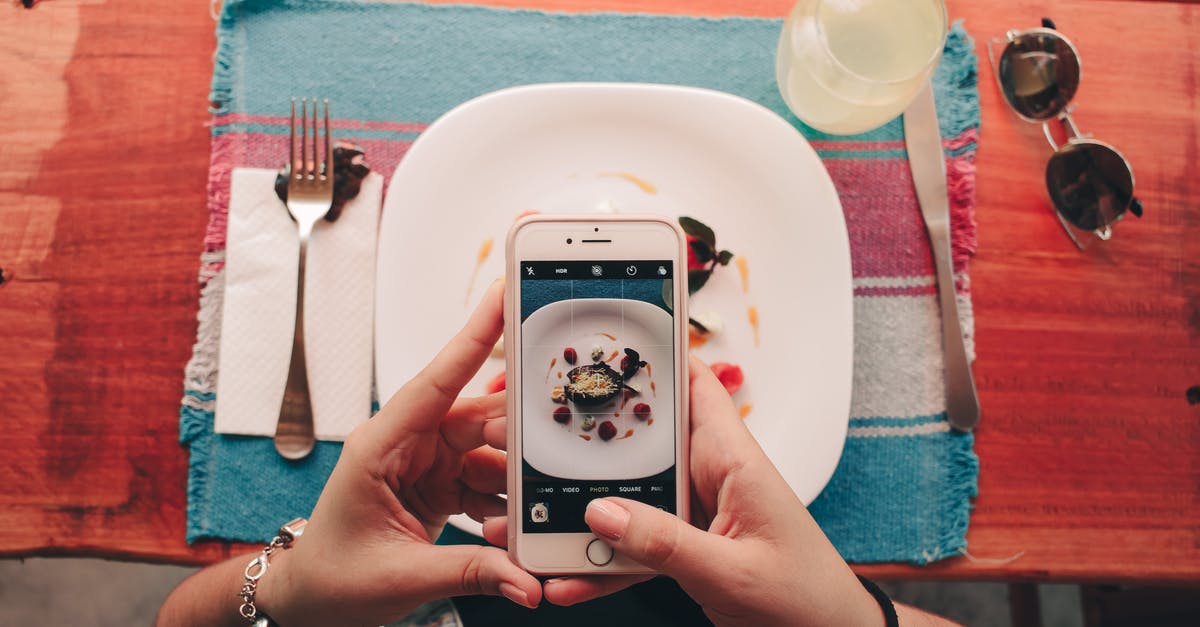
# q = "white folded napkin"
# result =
<box><xmin>215</xmin><ymin>167</ymin><xmax>382</xmax><ymax>440</ymax></box>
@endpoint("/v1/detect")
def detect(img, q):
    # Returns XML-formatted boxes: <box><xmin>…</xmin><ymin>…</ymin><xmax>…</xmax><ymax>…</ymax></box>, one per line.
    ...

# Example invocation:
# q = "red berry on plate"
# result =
<box><xmin>563</xmin><ymin>347</ymin><xmax>578</xmax><ymax>364</ymax></box>
<box><xmin>485</xmin><ymin>371</ymin><xmax>506</xmax><ymax>394</ymax></box>
<box><xmin>710</xmin><ymin>362</ymin><xmax>743</xmax><ymax>395</ymax></box>
<box><xmin>598</xmin><ymin>420</ymin><xmax>617</xmax><ymax>441</ymax></box>
<box><xmin>633</xmin><ymin>403</ymin><xmax>651</xmax><ymax>420</ymax></box>
<box><xmin>553</xmin><ymin>406</ymin><xmax>571</xmax><ymax>424</ymax></box>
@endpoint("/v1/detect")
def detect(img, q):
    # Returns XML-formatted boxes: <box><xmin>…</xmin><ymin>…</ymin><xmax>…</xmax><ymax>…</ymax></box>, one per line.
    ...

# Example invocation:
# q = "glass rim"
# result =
<box><xmin>812</xmin><ymin>0</ymin><xmax>949</xmax><ymax>87</ymax></box>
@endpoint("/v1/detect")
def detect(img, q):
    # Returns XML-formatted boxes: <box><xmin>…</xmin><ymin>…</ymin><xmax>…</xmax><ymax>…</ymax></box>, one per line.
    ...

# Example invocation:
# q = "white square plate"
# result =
<box><xmin>375</xmin><ymin>83</ymin><xmax>853</xmax><ymax>536</ymax></box>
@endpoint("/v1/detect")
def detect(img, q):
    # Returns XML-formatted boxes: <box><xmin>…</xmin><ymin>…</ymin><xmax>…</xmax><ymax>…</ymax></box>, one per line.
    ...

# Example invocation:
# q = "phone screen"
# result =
<box><xmin>519</xmin><ymin>259</ymin><xmax>678</xmax><ymax>533</ymax></box>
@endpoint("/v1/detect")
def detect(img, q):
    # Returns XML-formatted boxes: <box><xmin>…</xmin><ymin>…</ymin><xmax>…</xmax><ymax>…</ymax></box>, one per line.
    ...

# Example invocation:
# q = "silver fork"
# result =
<box><xmin>275</xmin><ymin>97</ymin><xmax>333</xmax><ymax>460</ymax></box>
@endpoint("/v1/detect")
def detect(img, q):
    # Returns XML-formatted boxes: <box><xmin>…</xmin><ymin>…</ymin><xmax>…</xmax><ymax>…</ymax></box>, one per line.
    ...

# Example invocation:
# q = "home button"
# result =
<box><xmin>585</xmin><ymin>539</ymin><xmax>614</xmax><ymax>566</ymax></box>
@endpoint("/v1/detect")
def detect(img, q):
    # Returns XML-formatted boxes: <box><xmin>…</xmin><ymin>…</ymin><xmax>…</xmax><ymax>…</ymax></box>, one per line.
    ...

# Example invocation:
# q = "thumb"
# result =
<box><xmin>418</xmin><ymin>544</ymin><xmax>542</xmax><ymax>609</ymax></box>
<box><xmin>586</xmin><ymin>497</ymin><xmax>731</xmax><ymax>583</ymax></box>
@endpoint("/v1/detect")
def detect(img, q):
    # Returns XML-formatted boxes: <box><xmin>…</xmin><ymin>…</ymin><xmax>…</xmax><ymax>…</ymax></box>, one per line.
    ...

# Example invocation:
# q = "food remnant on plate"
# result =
<box><xmin>736</xmin><ymin>256</ymin><xmax>750</xmax><ymax>293</ymax></box>
<box><xmin>550</xmin><ymin>386</ymin><xmax>566</xmax><ymax>404</ymax></box>
<box><xmin>490</xmin><ymin>336</ymin><xmax>504</xmax><ymax>359</ymax></box>
<box><xmin>618</xmin><ymin>429</ymin><xmax>635</xmax><ymax>440</ymax></box>
<box><xmin>620</xmin><ymin>348</ymin><xmax>647</xmax><ymax>379</ymax></box>
<box><xmin>710</xmin><ymin>362</ymin><xmax>744</xmax><ymax>396</ymax></box>
<box><xmin>633</xmin><ymin>403</ymin><xmax>651</xmax><ymax>420</ymax></box>
<box><xmin>485</xmin><ymin>371</ymin><xmax>506</xmax><ymax>394</ymax></box>
<box><xmin>739</xmin><ymin>403</ymin><xmax>753</xmax><ymax>419</ymax></box>
<box><xmin>464</xmin><ymin>237</ymin><xmax>494</xmax><ymax>306</ymax></box>
<box><xmin>563</xmin><ymin>347</ymin><xmax>578</xmax><ymax>364</ymax></box>
<box><xmin>605</xmin><ymin>350</ymin><xmax>620</xmax><ymax>363</ymax></box>
<box><xmin>597</xmin><ymin>420</ymin><xmax>618</xmax><ymax>441</ymax></box>
<box><xmin>647</xmin><ymin>418</ymin><xmax>655</xmax><ymax>425</ymax></box>
<box><xmin>748</xmin><ymin>306</ymin><xmax>760</xmax><ymax>347</ymax></box>
<box><xmin>553</xmin><ymin>406</ymin><xmax>571</xmax><ymax>424</ymax></box>
<box><xmin>688</xmin><ymin>312</ymin><xmax>723</xmax><ymax>350</ymax></box>
<box><xmin>590</xmin><ymin>345</ymin><xmax>604</xmax><ymax>361</ymax></box>
<box><xmin>580</xmin><ymin>414</ymin><xmax>596</xmax><ymax>431</ymax></box>
<box><xmin>600</xmin><ymin>333</ymin><xmax>617</xmax><ymax>341</ymax></box>
<box><xmin>565</xmin><ymin>363</ymin><xmax>623</xmax><ymax>405</ymax></box>
<box><xmin>557</xmin><ymin>371</ymin><xmax>562</xmax><ymax>379</ymax></box>
<box><xmin>601</xmin><ymin>172</ymin><xmax>657</xmax><ymax>194</ymax></box>
<box><xmin>579</xmin><ymin>434</ymin><xmax>592</xmax><ymax>441</ymax></box>
<box><xmin>650</xmin><ymin>381</ymin><xmax>656</xmax><ymax>396</ymax></box>
<box><xmin>545</xmin><ymin>357</ymin><xmax>557</xmax><ymax>383</ymax></box>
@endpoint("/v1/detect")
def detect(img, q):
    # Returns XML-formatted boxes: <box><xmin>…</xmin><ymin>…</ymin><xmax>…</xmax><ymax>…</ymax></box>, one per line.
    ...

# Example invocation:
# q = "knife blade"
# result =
<box><xmin>904</xmin><ymin>81</ymin><xmax>981</xmax><ymax>432</ymax></box>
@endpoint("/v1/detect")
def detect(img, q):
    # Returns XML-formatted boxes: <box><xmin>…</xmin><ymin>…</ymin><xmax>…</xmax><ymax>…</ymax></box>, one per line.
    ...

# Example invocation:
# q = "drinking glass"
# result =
<box><xmin>775</xmin><ymin>0</ymin><xmax>948</xmax><ymax>135</ymax></box>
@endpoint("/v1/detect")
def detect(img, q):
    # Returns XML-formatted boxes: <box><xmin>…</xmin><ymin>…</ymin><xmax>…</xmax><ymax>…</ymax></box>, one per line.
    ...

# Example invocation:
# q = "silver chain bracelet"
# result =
<box><xmin>239</xmin><ymin>517</ymin><xmax>307</xmax><ymax>625</ymax></box>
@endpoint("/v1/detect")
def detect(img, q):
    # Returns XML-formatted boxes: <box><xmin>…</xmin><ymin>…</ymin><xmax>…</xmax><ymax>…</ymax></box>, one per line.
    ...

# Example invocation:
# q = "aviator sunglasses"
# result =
<box><xmin>988</xmin><ymin>18</ymin><xmax>1143</xmax><ymax>249</ymax></box>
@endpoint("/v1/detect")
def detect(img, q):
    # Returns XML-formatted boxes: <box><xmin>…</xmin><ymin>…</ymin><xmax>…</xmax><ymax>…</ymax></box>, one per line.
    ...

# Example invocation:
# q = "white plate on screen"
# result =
<box><xmin>521</xmin><ymin>299</ymin><xmax>676</xmax><ymax>481</ymax></box>
<box><xmin>375</xmin><ymin>83</ymin><xmax>853</xmax><ymax>537</ymax></box>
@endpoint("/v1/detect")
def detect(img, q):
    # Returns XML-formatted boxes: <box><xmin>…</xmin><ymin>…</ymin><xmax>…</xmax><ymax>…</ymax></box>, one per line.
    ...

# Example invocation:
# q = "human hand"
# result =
<box><xmin>541</xmin><ymin>357</ymin><xmax>882</xmax><ymax>627</ymax></box>
<box><xmin>258</xmin><ymin>281</ymin><xmax>540</xmax><ymax>627</ymax></box>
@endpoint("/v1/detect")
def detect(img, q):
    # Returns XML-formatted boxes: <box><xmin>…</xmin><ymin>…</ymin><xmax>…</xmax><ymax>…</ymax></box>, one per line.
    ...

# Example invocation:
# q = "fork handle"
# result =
<box><xmin>275</xmin><ymin>237</ymin><xmax>317</xmax><ymax>460</ymax></box>
<box><xmin>929</xmin><ymin>222</ymin><xmax>981</xmax><ymax>432</ymax></box>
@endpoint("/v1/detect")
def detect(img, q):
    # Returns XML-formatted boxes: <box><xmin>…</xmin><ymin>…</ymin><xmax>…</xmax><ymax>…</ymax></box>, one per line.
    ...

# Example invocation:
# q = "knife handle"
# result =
<box><xmin>928</xmin><ymin>221</ymin><xmax>981</xmax><ymax>432</ymax></box>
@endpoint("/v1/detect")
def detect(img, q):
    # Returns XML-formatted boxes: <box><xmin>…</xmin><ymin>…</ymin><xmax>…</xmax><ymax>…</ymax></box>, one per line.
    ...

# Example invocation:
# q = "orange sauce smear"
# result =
<box><xmin>647</xmin><ymin>418</ymin><xmax>654</xmax><ymax>426</ymax></box>
<box><xmin>545</xmin><ymin>357</ymin><xmax>557</xmax><ymax>383</ymax></box>
<box><xmin>748</xmin><ymin>306</ymin><xmax>760</xmax><ymax>347</ymax></box>
<box><xmin>617</xmin><ymin>429</ymin><xmax>635</xmax><ymax>440</ymax></box>
<box><xmin>579</xmin><ymin>434</ymin><xmax>592</xmax><ymax>441</ymax></box>
<box><xmin>464</xmin><ymin>237</ymin><xmax>494</xmax><ymax>306</ymax></box>
<box><xmin>556</xmin><ymin>371</ymin><xmax>562</xmax><ymax>379</ymax></box>
<box><xmin>605</xmin><ymin>350</ymin><xmax>620</xmax><ymax>363</ymax></box>
<box><xmin>601</xmin><ymin>332</ymin><xmax>617</xmax><ymax>341</ymax></box>
<box><xmin>650</xmin><ymin>381</ymin><xmax>657</xmax><ymax>396</ymax></box>
<box><xmin>736</xmin><ymin>256</ymin><xmax>750</xmax><ymax>293</ymax></box>
<box><xmin>646</xmin><ymin>363</ymin><xmax>652</xmax><ymax>376</ymax></box>
<box><xmin>739</xmin><ymin>403</ymin><xmax>753</xmax><ymax>419</ymax></box>
<box><xmin>688</xmin><ymin>325</ymin><xmax>709</xmax><ymax>348</ymax></box>
<box><xmin>602</xmin><ymin>172</ymin><xmax>657</xmax><ymax>194</ymax></box>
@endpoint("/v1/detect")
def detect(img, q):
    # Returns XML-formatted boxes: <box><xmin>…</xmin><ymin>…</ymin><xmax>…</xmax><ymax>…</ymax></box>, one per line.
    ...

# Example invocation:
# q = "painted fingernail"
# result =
<box><xmin>499</xmin><ymin>582</ymin><xmax>530</xmax><ymax>607</ymax></box>
<box><xmin>586</xmin><ymin>499</ymin><xmax>630</xmax><ymax>541</ymax></box>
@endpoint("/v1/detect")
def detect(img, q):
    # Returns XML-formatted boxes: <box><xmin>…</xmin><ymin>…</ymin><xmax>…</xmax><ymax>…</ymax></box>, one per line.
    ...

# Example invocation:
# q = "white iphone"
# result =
<box><xmin>505</xmin><ymin>214</ymin><xmax>689</xmax><ymax>575</ymax></box>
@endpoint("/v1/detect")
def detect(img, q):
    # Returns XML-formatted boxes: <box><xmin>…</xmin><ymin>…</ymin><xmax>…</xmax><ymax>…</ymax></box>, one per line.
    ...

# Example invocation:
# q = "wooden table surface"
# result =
<box><xmin>1</xmin><ymin>0</ymin><xmax>1196</xmax><ymax>585</ymax></box>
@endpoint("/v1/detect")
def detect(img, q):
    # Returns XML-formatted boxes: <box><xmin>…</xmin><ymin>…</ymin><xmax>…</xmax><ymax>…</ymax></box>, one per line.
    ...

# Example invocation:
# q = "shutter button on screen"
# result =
<box><xmin>586</xmin><ymin>539</ymin><xmax>614</xmax><ymax>566</ymax></box>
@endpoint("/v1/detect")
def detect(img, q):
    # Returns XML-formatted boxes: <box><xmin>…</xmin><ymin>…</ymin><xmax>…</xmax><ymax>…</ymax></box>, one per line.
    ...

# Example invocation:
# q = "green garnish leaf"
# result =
<box><xmin>687</xmin><ymin>269</ymin><xmax>712</xmax><ymax>294</ymax></box>
<box><xmin>679</xmin><ymin>216</ymin><xmax>716</xmax><ymax>248</ymax></box>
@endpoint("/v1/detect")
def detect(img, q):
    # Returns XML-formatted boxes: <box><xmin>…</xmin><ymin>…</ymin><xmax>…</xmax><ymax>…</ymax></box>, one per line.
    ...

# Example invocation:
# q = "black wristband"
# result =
<box><xmin>856</xmin><ymin>575</ymin><xmax>900</xmax><ymax>627</ymax></box>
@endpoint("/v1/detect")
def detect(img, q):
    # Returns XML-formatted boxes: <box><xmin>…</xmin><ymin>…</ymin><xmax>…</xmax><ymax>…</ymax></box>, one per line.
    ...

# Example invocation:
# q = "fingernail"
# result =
<box><xmin>586</xmin><ymin>499</ymin><xmax>630</xmax><ymax>541</ymax></box>
<box><xmin>499</xmin><ymin>582</ymin><xmax>530</xmax><ymax>607</ymax></box>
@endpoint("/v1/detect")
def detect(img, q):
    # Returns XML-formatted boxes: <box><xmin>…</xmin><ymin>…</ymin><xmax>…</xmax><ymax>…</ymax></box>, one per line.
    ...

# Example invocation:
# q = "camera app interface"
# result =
<box><xmin>520</xmin><ymin>260</ymin><xmax>677</xmax><ymax>533</ymax></box>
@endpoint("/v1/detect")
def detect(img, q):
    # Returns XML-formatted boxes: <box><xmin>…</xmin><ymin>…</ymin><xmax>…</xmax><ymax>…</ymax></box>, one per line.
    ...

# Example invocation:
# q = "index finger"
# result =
<box><xmin>374</xmin><ymin>280</ymin><xmax>505</xmax><ymax>442</ymax></box>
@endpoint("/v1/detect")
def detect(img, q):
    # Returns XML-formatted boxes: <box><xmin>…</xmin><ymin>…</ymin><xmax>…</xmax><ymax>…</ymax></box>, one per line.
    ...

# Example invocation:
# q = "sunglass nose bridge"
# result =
<box><xmin>1041</xmin><ymin>107</ymin><xmax>1085</xmax><ymax>151</ymax></box>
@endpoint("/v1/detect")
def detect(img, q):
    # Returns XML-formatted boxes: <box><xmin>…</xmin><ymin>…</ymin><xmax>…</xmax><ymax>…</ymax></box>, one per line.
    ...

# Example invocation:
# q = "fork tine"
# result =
<box><xmin>310</xmin><ymin>97</ymin><xmax>319</xmax><ymax>180</ymax></box>
<box><xmin>323</xmin><ymin>99</ymin><xmax>332</xmax><ymax>181</ymax></box>
<box><xmin>289</xmin><ymin>98</ymin><xmax>297</xmax><ymax>177</ymax></box>
<box><xmin>300</xmin><ymin>97</ymin><xmax>310</xmax><ymax>179</ymax></box>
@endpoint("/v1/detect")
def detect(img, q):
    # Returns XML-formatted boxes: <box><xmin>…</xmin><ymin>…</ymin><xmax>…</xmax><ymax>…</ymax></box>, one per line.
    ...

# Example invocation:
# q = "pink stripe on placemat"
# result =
<box><xmin>212</xmin><ymin>113</ymin><xmax>429</xmax><ymax>134</ymax></box>
<box><xmin>203</xmin><ymin>131</ymin><xmax>415</xmax><ymax>257</ymax></box>
<box><xmin>829</xmin><ymin>149</ymin><xmax>976</xmax><ymax>280</ymax></box>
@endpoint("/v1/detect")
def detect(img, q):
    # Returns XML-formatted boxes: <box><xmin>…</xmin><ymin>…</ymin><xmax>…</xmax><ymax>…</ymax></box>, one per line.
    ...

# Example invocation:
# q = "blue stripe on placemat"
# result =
<box><xmin>183</xmin><ymin>0</ymin><xmax>981</xmax><ymax>564</ymax></box>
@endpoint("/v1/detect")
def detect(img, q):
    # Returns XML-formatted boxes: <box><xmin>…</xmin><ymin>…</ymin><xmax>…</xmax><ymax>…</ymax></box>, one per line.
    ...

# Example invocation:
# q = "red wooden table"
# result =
<box><xmin>1</xmin><ymin>0</ymin><xmax>1196</xmax><ymax>585</ymax></box>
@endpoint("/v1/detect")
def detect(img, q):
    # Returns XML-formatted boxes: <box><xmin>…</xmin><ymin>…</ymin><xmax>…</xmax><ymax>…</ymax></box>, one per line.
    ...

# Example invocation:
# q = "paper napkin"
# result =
<box><xmin>214</xmin><ymin>168</ymin><xmax>382</xmax><ymax>440</ymax></box>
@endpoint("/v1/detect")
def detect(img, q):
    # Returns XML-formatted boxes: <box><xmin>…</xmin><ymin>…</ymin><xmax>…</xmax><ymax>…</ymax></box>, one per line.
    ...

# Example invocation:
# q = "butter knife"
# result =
<box><xmin>904</xmin><ymin>81</ymin><xmax>980</xmax><ymax>432</ymax></box>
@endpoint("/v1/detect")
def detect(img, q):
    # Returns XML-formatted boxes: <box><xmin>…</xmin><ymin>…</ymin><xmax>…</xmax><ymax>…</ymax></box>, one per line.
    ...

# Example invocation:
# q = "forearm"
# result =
<box><xmin>156</xmin><ymin>552</ymin><xmax>258</xmax><ymax>627</ymax></box>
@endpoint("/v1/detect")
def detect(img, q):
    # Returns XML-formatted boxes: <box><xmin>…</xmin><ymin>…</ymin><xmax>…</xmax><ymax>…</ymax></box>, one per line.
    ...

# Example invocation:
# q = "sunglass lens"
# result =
<box><xmin>998</xmin><ymin>31</ymin><xmax>1080</xmax><ymax>120</ymax></box>
<box><xmin>1045</xmin><ymin>142</ymin><xmax>1134</xmax><ymax>231</ymax></box>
